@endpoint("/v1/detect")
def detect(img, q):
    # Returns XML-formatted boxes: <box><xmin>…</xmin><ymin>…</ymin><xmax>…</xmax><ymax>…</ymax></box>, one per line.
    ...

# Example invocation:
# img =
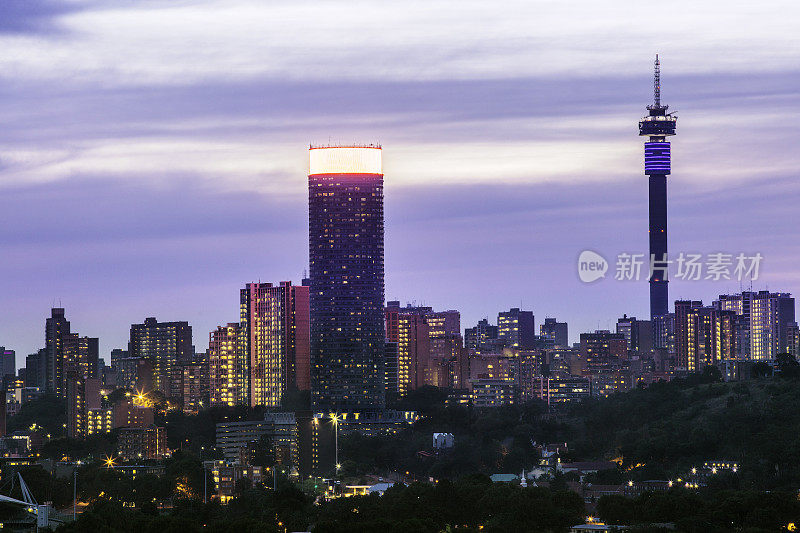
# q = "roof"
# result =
<box><xmin>369</xmin><ymin>482</ymin><xmax>394</xmax><ymax>493</ymax></box>
<box><xmin>490</xmin><ymin>474</ymin><xmax>518</xmax><ymax>483</ymax></box>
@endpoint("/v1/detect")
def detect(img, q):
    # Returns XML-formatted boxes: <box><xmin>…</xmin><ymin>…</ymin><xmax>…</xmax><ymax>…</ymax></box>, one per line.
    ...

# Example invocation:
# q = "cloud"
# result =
<box><xmin>0</xmin><ymin>0</ymin><xmax>88</xmax><ymax>34</ymax></box>
<box><xmin>1</xmin><ymin>1</ymin><xmax>799</xmax><ymax>86</ymax></box>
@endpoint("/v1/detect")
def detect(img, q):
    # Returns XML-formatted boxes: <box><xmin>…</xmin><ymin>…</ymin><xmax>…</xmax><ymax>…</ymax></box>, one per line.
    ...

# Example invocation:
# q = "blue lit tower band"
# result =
<box><xmin>308</xmin><ymin>145</ymin><xmax>385</xmax><ymax>412</ymax></box>
<box><xmin>639</xmin><ymin>55</ymin><xmax>677</xmax><ymax>320</ymax></box>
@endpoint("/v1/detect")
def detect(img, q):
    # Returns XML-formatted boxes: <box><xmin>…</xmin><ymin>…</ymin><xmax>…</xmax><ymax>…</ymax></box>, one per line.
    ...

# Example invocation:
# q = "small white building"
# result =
<box><xmin>433</xmin><ymin>432</ymin><xmax>454</xmax><ymax>449</ymax></box>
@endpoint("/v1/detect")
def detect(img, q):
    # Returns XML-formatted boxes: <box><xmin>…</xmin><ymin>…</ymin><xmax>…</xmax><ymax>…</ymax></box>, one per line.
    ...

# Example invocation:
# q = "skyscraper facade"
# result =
<box><xmin>0</xmin><ymin>348</ymin><xmax>15</xmax><ymax>383</ymax></box>
<box><xmin>579</xmin><ymin>331</ymin><xmax>627</xmax><ymax>372</ymax></box>
<box><xmin>540</xmin><ymin>318</ymin><xmax>568</xmax><ymax>348</ymax></box>
<box><xmin>639</xmin><ymin>56</ymin><xmax>677</xmax><ymax>320</ymax></box>
<box><xmin>465</xmin><ymin>319</ymin><xmax>500</xmax><ymax>354</ymax></box>
<box><xmin>45</xmin><ymin>308</ymin><xmax>70</xmax><ymax>395</ymax></box>
<box><xmin>129</xmin><ymin>317</ymin><xmax>192</xmax><ymax>399</ymax></box>
<box><xmin>25</xmin><ymin>349</ymin><xmax>46</xmax><ymax>390</ymax></box>
<box><xmin>209</xmin><ymin>323</ymin><xmax>245</xmax><ymax>406</ymax></box>
<box><xmin>397</xmin><ymin>312</ymin><xmax>430</xmax><ymax>395</ymax></box>
<box><xmin>615</xmin><ymin>315</ymin><xmax>653</xmax><ymax>355</ymax></box>
<box><xmin>714</xmin><ymin>291</ymin><xmax>796</xmax><ymax>360</ymax></box>
<box><xmin>497</xmin><ymin>308</ymin><xmax>535</xmax><ymax>349</ymax></box>
<box><xmin>308</xmin><ymin>145</ymin><xmax>385</xmax><ymax>412</ymax></box>
<box><xmin>675</xmin><ymin>300</ymin><xmax>736</xmax><ymax>372</ymax></box>
<box><xmin>240</xmin><ymin>281</ymin><xmax>311</xmax><ymax>407</ymax></box>
<box><xmin>45</xmin><ymin>308</ymin><xmax>98</xmax><ymax>396</ymax></box>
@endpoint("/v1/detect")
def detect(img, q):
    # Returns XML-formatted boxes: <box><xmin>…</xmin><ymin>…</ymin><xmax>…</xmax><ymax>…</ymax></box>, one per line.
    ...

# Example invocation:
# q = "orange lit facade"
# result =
<box><xmin>241</xmin><ymin>282</ymin><xmax>310</xmax><ymax>408</ymax></box>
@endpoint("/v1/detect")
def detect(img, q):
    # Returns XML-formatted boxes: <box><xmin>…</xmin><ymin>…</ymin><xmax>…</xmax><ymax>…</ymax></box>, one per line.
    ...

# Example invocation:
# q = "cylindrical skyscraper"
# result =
<box><xmin>308</xmin><ymin>145</ymin><xmax>385</xmax><ymax>412</ymax></box>
<box><xmin>639</xmin><ymin>55</ymin><xmax>677</xmax><ymax>320</ymax></box>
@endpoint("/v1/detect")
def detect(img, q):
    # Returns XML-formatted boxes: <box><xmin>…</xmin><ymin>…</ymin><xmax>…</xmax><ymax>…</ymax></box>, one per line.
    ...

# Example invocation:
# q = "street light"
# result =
<box><xmin>330</xmin><ymin>413</ymin><xmax>340</xmax><ymax>474</ymax></box>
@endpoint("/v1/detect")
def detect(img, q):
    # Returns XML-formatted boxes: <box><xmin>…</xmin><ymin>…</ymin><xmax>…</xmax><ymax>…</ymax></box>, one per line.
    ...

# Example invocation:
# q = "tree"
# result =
<box><xmin>776</xmin><ymin>353</ymin><xmax>800</xmax><ymax>378</ymax></box>
<box><xmin>751</xmin><ymin>361</ymin><xmax>773</xmax><ymax>378</ymax></box>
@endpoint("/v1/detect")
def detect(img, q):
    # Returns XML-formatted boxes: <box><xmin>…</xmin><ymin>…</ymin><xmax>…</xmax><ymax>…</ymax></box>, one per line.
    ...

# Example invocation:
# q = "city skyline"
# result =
<box><xmin>2</xmin><ymin>1</ymin><xmax>800</xmax><ymax>362</ymax></box>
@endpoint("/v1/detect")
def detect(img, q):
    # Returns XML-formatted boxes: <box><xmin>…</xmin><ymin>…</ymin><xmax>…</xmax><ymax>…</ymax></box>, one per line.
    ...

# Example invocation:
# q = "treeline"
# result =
<box><xmin>598</xmin><ymin>488</ymin><xmax>800</xmax><ymax>533</ymax></box>
<box><xmin>342</xmin><ymin>369</ymin><xmax>800</xmax><ymax>490</ymax></box>
<box><xmin>55</xmin><ymin>476</ymin><xmax>800</xmax><ymax>532</ymax></box>
<box><xmin>57</xmin><ymin>475</ymin><xmax>585</xmax><ymax>533</ymax></box>
<box><xmin>569</xmin><ymin>367</ymin><xmax>800</xmax><ymax>489</ymax></box>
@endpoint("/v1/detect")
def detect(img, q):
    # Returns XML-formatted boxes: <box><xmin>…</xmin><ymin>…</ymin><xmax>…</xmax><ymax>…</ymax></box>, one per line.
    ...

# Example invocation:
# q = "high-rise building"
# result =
<box><xmin>209</xmin><ymin>323</ymin><xmax>245</xmax><ymax>406</ymax></box>
<box><xmin>540</xmin><ymin>318</ymin><xmax>568</xmax><ymax>348</ymax></box>
<box><xmin>63</xmin><ymin>334</ymin><xmax>99</xmax><ymax>381</ymax></box>
<box><xmin>383</xmin><ymin>342</ymin><xmax>399</xmax><ymax>398</ymax></box>
<box><xmin>240</xmin><ymin>281</ymin><xmax>310</xmax><ymax>408</ymax></box>
<box><xmin>129</xmin><ymin>317</ymin><xmax>193</xmax><ymax>399</ymax></box>
<box><xmin>652</xmin><ymin>312</ymin><xmax>675</xmax><ymax>352</ymax></box>
<box><xmin>0</xmin><ymin>348</ymin><xmax>15</xmax><ymax>384</ymax></box>
<box><xmin>66</xmin><ymin>374</ymin><xmax>101</xmax><ymax>439</ymax></box>
<box><xmin>615</xmin><ymin>315</ymin><xmax>653</xmax><ymax>354</ymax></box>
<box><xmin>675</xmin><ymin>300</ymin><xmax>737</xmax><ymax>372</ymax></box>
<box><xmin>44</xmin><ymin>308</ymin><xmax>98</xmax><ymax>396</ymax></box>
<box><xmin>180</xmin><ymin>358</ymin><xmax>209</xmax><ymax>413</ymax></box>
<box><xmin>308</xmin><ymin>145</ymin><xmax>385</xmax><ymax>411</ymax></box>
<box><xmin>465</xmin><ymin>319</ymin><xmax>501</xmax><ymax>354</ymax></box>
<box><xmin>24</xmin><ymin>349</ymin><xmax>46</xmax><ymax>390</ymax></box>
<box><xmin>45</xmin><ymin>308</ymin><xmax>70</xmax><ymax>395</ymax></box>
<box><xmin>787</xmin><ymin>323</ymin><xmax>799</xmax><ymax>358</ymax></box>
<box><xmin>579</xmin><ymin>331</ymin><xmax>627</xmax><ymax>372</ymax></box>
<box><xmin>498</xmin><ymin>308</ymin><xmax>535</xmax><ymax>349</ymax></box>
<box><xmin>426</xmin><ymin>310</ymin><xmax>461</xmax><ymax>359</ymax></box>
<box><xmin>639</xmin><ymin>55</ymin><xmax>677</xmax><ymax>320</ymax></box>
<box><xmin>714</xmin><ymin>291</ymin><xmax>796</xmax><ymax>360</ymax></box>
<box><xmin>110</xmin><ymin>348</ymin><xmax>129</xmax><ymax>366</ymax></box>
<box><xmin>674</xmin><ymin>301</ymin><xmax>702</xmax><ymax>373</ymax></box>
<box><xmin>384</xmin><ymin>303</ymin><xmax>462</xmax><ymax>392</ymax></box>
<box><xmin>397</xmin><ymin>312</ymin><xmax>430</xmax><ymax>395</ymax></box>
<box><xmin>427</xmin><ymin>315</ymin><xmax>463</xmax><ymax>389</ymax></box>
<box><xmin>385</xmin><ymin>301</ymin><xmax>401</xmax><ymax>344</ymax></box>
<box><xmin>118</xmin><ymin>426</ymin><xmax>167</xmax><ymax>460</ymax></box>
<box><xmin>113</xmin><ymin>357</ymin><xmax>151</xmax><ymax>392</ymax></box>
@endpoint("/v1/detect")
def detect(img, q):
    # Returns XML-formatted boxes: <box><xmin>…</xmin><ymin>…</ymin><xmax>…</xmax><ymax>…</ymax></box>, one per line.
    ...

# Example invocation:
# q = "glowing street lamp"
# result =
<box><xmin>104</xmin><ymin>456</ymin><xmax>117</xmax><ymax>469</ymax></box>
<box><xmin>330</xmin><ymin>413</ymin><xmax>340</xmax><ymax>473</ymax></box>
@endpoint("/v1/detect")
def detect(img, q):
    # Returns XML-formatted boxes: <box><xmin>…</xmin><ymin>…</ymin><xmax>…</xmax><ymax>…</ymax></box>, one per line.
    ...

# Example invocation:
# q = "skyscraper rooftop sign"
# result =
<box><xmin>309</xmin><ymin>146</ymin><xmax>382</xmax><ymax>175</ymax></box>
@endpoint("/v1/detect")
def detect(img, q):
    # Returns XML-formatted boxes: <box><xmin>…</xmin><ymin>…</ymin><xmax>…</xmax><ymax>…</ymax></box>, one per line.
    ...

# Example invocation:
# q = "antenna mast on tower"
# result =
<box><xmin>653</xmin><ymin>54</ymin><xmax>661</xmax><ymax>107</ymax></box>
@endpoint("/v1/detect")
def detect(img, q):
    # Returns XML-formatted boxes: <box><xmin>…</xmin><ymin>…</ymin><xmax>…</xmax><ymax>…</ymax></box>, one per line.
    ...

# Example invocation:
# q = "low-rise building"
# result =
<box><xmin>204</xmin><ymin>461</ymin><xmax>263</xmax><ymax>503</ymax></box>
<box><xmin>118</xmin><ymin>425</ymin><xmax>167</xmax><ymax>460</ymax></box>
<box><xmin>216</xmin><ymin>412</ymin><xmax>297</xmax><ymax>464</ymax></box>
<box><xmin>471</xmin><ymin>379</ymin><xmax>515</xmax><ymax>407</ymax></box>
<box><xmin>538</xmin><ymin>376</ymin><xmax>591</xmax><ymax>405</ymax></box>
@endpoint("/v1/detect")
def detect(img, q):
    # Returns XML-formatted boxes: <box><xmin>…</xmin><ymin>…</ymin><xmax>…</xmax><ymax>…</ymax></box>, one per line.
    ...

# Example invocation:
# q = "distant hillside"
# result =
<box><xmin>344</xmin><ymin>373</ymin><xmax>800</xmax><ymax>490</ymax></box>
<box><xmin>566</xmin><ymin>375</ymin><xmax>800</xmax><ymax>489</ymax></box>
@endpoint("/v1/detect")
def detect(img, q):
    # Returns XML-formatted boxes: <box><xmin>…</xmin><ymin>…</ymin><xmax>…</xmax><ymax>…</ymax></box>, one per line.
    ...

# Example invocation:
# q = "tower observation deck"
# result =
<box><xmin>639</xmin><ymin>55</ymin><xmax>677</xmax><ymax>320</ymax></box>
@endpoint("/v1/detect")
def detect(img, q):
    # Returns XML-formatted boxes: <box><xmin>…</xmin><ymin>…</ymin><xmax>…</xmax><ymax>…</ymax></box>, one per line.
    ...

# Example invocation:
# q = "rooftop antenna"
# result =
<box><xmin>653</xmin><ymin>54</ymin><xmax>661</xmax><ymax>107</ymax></box>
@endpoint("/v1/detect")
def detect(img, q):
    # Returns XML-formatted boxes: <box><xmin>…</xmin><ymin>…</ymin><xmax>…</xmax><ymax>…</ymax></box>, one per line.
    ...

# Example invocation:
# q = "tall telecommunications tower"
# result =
<box><xmin>639</xmin><ymin>55</ymin><xmax>677</xmax><ymax>320</ymax></box>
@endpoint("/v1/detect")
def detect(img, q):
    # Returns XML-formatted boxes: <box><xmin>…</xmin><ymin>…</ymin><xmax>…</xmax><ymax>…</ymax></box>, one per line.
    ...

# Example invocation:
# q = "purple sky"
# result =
<box><xmin>1</xmin><ymin>1</ymin><xmax>799</xmax><ymax>366</ymax></box>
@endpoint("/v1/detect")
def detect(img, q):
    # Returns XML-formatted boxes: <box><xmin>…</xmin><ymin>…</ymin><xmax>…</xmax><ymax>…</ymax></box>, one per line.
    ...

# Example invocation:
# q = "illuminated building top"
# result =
<box><xmin>308</xmin><ymin>145</ymin><xmax>382</xmax><ymax>175</ymax></box>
